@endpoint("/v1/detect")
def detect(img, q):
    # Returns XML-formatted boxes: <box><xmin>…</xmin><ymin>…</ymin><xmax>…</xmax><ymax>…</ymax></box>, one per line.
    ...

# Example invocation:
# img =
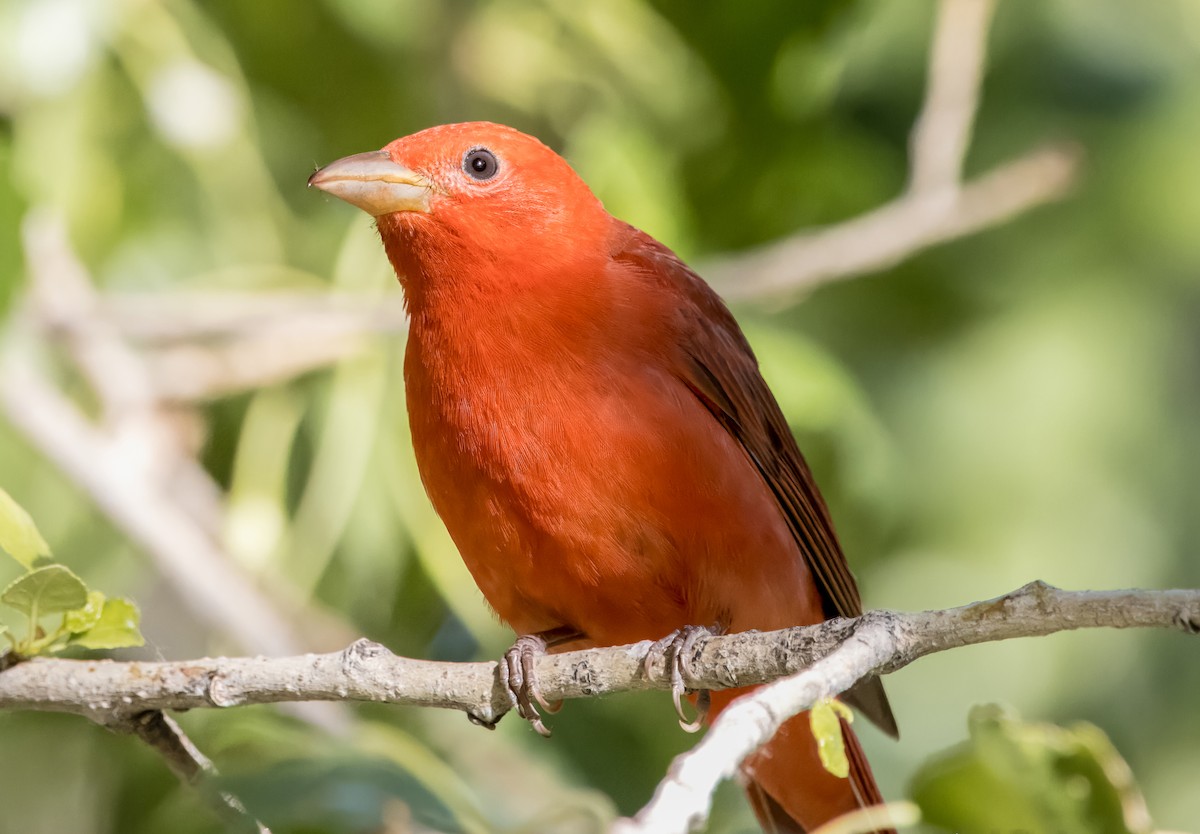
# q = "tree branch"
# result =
<box><xmin>60</xmin><ymin>133</ymin><xmax>1082</xmax><ymax>403</ymax></box>
<box><xmin>0</xmin><ymin>582</ymin><xmax>1194</xmax><ymax>736</ymax></box>
<box><xmin>711</xmin><ymin>142</ymin><xmax>1080</xmax><ymax>304</ymax></box>
<box><xmin>98</xmin><ymin>291</ymin><xmax>404</xmax><ymax>402</ymax></box>
<box><xmin>101</xmin><ymin>292</ymin><xmax>406</xmax><ymax>344</ymax></box>
<box><xmin>615</xmin><ymin>582</ymin><xmax>1200</xmax><ymax>834</ymax></box>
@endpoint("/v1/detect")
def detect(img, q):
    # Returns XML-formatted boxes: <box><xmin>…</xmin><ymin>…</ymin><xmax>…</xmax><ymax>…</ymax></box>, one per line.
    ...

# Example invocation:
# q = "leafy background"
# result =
<box><xmin>1</xmin><ymin>0</ymin><xmax>1198</xmax><ymax>832</ymax></box>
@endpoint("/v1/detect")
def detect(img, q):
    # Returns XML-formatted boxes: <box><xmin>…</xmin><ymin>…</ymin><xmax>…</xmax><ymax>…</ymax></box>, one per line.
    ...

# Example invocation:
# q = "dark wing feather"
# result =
<box><xmin>612</xmin><ymin>224</ymin><xmax>898</xmax><ymax>738</ymax></box>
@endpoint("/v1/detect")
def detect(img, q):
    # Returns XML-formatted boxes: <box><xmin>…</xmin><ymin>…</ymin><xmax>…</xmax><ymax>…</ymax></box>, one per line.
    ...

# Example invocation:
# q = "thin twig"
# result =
<box><xmin>146</xmin><ymin>328</ymin><xmax>375</xmax><ymax>402</ymax></box>
<box><xmin>908</xmin><ymin>0</ymin><xmax>998</xmax><ymax>195</ymax></box>
<box><xmin>101</xmin><ymin>292</ymin><xmax>407</xmax><ymax>344</ymax></box>
<box><xmin>712</xmin><ymin>143</ymin><xmax>1080</xmax><ymax>303</ymax></box>
<box><xmin>114</xmin><ymin>710</ymin><xmax>271</xmax><ymax>833</ymax></box>
<box><xmin>100</xmin><ymin>291</ymin><xmax>406</xmax><ymax>402</ymax></box>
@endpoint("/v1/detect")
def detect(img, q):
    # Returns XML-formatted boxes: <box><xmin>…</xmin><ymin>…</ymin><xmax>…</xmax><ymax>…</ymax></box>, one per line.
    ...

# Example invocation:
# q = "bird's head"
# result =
<box><xmin>309</xmin><ymin>122</ymin><xmax>609</xmax><ymax>292</ymax></box>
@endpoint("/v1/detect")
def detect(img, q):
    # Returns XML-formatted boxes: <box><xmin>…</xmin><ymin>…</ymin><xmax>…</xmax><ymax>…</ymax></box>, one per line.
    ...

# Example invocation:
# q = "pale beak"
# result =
<box><xmin>308</xmin><ymin>150</ymin><xmax>432</xmax><ymax>216</ymax></box>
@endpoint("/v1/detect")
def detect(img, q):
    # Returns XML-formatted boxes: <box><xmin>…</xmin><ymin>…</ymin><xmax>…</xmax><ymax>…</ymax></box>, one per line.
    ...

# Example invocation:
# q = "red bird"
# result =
<box><xmin>310</xmin><ymin>123</ymin><xmax>897</xmax><ymax>833</ymax></box>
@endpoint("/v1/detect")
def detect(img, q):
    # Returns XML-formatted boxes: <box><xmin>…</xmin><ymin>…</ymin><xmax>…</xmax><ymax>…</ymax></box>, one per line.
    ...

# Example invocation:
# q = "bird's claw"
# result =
<box><xmin>645</xmin><ymin>625</ymin><xmax>712</xmax><ymax>733</ymax></box>
<box><xmin>500</xmin><ymin>633</ymin><xmax>558</xmax><ymax>737</ymax></box>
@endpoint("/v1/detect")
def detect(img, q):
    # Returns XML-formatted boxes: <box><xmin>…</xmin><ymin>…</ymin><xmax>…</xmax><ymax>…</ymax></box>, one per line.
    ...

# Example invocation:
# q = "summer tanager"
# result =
<box><xmin>310</xmin><ymin>122</ymin><xmax>898</xmax><ymax>833</ymax></box>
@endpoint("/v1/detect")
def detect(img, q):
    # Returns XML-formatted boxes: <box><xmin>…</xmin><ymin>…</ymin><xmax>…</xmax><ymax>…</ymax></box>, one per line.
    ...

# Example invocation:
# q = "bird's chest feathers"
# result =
<box><xmin>404</xmin><ymin>289</ymin><xmax>650</xmax><ymax>527</ymax></box>
<box><xmin>415</xmin><ymin>353</ymin><xmax>581</xmax><ymax>490</ymax></box>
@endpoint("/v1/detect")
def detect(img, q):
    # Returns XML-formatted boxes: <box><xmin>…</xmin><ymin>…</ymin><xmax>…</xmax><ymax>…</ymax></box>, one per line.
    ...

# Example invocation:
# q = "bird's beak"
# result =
<box><xmin>308</xmin><ymin>150</ymin><xmax>432</xmax><ymax>216</ymax></box>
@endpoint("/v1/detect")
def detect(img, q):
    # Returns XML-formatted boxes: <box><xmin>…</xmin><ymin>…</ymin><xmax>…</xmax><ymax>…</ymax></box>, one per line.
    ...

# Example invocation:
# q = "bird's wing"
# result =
<box><xmin>612</xmin><ymin>223</ymin><xmax>898</xmax><ymax>738</ymax></box>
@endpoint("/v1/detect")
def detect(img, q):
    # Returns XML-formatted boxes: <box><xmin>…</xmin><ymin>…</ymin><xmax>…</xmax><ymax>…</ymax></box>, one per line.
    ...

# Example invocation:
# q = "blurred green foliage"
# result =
<box><xmin>1</xmin><ymin>0</ymin><xmax>1198</xmax><ymax>832</ymax></box>
<box><xmin>913</xmin><ymin>705</ymin><xmax>1154</xmax><ymax>834</ymax></box>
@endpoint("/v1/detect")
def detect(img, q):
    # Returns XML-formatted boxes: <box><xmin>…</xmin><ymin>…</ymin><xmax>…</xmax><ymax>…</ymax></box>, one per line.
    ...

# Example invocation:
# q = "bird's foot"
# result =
<box><xmin>498</xmin><ymin>626</ymin><xmax>582</xmax><ymax>738</ymax></box>
<box><xmin>645</xmin><ymin>625</ymin><xmax>713</xmax><ymax>733</ymax></box>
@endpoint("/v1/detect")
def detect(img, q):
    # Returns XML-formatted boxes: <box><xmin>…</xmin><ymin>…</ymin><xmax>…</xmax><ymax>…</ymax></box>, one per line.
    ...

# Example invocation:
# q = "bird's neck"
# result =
<box><xmin>387</xmin><ymin>212</ymin><xmax>614</xmax><ymax>344</ymax></box>
<box><xmin>405</xmin><ymin>255</ymin><xmax>610</xmax><ymax>369</ymax></box>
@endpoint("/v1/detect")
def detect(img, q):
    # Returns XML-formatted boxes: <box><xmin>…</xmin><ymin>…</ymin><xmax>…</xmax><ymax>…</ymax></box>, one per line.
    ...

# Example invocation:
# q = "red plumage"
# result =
<box><xmin>311</xmin><ymin>122</ymin><xmax>897</xmax><ymax>833</ymax></box>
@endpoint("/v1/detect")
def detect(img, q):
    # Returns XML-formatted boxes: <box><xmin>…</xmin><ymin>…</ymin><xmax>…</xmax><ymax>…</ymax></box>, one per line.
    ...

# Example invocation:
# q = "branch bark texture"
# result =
<box><xmin>1</xmin><ymin>583</ymin><xmax>1195</xmax><ymax>729</ymax></box>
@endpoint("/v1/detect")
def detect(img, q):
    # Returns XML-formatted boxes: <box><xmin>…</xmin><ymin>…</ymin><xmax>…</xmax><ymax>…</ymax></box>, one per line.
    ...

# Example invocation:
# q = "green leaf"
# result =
<box><xmin>810</xmin><ymin>698</ymin><xmax>854</xmax><ymax>779</ymax></box>
<box><xmin>64</xmin><ymin>590</ymin><xmax>106</xmax><ymax>634</ymax></box>
<box><xmin>0</xmin><ymin>487</ymin><xmax>51</xmax><ymax>568</ymax></box>
<box><xmin>1</xmin><ymin>565</ymin><xmax>88</xmax><ymax>617</ymax></box>
<box><xmin>911</xmin><ymin>704</ymin><xmax>1153</xmax><ymax>834</ymax></box>
<box><xmin>70</xmin><ymin>598</ymin><xmax>144</xmax><ymax>650</ymax></box>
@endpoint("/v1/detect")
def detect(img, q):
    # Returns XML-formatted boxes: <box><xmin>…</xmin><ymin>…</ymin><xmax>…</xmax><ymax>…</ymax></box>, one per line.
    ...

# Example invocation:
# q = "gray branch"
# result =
<box><xmin>615</xmin><ymin>582</ymin><xmax>1199</xmax><ymax>834</ymax></box>
<box><xmin>1</xmin><ymin>582</ymin><xmax>1194</xmax><ymax>731</ymax></box>
<box><xmin>711</xmin><ymin>142</ymin><xmax>1080</xmax><ymax>304</ymax></box>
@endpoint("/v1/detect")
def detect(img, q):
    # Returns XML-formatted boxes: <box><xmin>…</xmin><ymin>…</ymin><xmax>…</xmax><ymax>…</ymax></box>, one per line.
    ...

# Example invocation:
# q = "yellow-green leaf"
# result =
<box><xmin>810</xmin><ymin>698</ymin><xmax>854</xmax><ymax>779</ymax></box>
<box><xmin>64</xmin><ymin>590</ymin><xmax>106</xmax><ymax>634</ymax></box>
<box><xmin>71</xmin><ymin>598</ymin><xmax>144</xmax><ymax>650</ymax></box>
<box><xmin>1</xmin><ymin>565</ymin><xmax>88</xmax><ymax>617</ymax></box>
<box><xmin>0</xmin><ymin>487</ymin><xmax>51</xmax><ymax>569</ymax></box>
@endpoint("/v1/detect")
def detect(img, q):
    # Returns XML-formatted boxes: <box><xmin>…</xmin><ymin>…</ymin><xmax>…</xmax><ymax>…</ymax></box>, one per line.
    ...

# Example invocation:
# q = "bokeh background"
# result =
<box><xmin>1</xmin><ymin>0</ymin><xmax>1198</xmax><ymax>832</ymax></box>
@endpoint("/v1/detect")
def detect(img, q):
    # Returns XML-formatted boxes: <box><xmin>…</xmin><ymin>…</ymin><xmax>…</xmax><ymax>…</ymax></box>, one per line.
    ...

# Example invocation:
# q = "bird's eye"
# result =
<box><xmin>463</xmin><ymin>148</ymin><xmax>499</xmax><ymax>181</ymax></box>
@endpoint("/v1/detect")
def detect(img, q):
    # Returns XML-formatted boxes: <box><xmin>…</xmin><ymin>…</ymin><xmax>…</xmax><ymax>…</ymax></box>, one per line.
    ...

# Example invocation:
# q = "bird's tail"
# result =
<box><xmin>707</xmin><ymin>688</ymin><xmax>896</xmax><ymax>834</ymax></box>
